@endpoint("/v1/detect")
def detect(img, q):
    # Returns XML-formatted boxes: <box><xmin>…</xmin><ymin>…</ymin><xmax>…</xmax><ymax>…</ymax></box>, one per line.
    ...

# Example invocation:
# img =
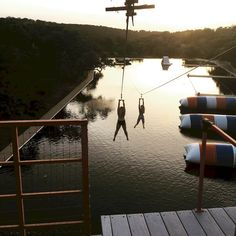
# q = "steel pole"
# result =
<box><xmin>12</xmin><ymin>127</ymin><xmax>26</xmax><ymax>236</ymax></box>
<box><xmin>196</xmin><ymin>119</ymin><xmax>210</xmax><ymax>212</ymax></box>
<box><xmin>81</xmin><ymin>122</ymin><xmax>90</xmax><ymax>236</ymax></box>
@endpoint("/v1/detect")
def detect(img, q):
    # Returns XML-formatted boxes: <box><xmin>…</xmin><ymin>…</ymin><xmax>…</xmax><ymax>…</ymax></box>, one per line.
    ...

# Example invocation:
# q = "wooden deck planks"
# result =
<box><xmin>193</xmin><ymin>210</ymin><xmax>224</xmax><ymax>236</ymax></box>
<box><xmin>224</xmin><ymin>207</ymin><xmax>236</xmax><ymax>223</ymax></box>
<box><xmin>144</xmin><ymin>212</ymin><xmax>168</xmax><ymax>236</ymax></box>
<box><xmin>127</xmin><ymin>214</ymin><xmax>150</xmax><ymax>236</ymax></box>
<box><xmin>208</xmin><ymin>208</ymin><xmax>235</xmax><ymax>235</ymax></box>
<box><xmin>101</xmin><ymin>207</ymin><xmax>236</xmax><ymax>236</ymax></box>
<box><xmin>101</xmin><ymin>216</ymin><xmax>112</xmax><ymax>236</ymax></box>
<box><xmin>110</xmin><ymin>214</ymin><xmax>131</xmax><ymax>236</ymax></box>
<box><xmin>177</xmin><ymin>210</ymin><xmax>206</xmax><ymax>236</ymax></box>
<box><xmin>160</xmin><ymin>211</ymin><xmax>187</xmax><ymax>236</ymax></box>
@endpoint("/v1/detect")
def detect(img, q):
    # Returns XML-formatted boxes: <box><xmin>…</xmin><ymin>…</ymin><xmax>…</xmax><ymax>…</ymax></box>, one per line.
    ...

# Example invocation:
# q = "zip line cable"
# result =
<box><xmin>120</xmin><ymin>17</ymin><xmax>130</xmax><ymax>99</ymax></box>
<box><xmin>141</xmin><ymin>43</ymin><xmax>236</xmax><ymax>96</ymax></box>
<box><xmin>120</xmin><ymin>65</ymin><xmax>126</xmax><ymax>99</ymax></box>
<box><xmin>188</xmin><ymin>76</ymin><xmax>198</xmax><ymax>94</ymax></box>
<box><xmin>129</xmin><ymin>76</ymin><xmax>143</xmax><ymax>95</ymax></box>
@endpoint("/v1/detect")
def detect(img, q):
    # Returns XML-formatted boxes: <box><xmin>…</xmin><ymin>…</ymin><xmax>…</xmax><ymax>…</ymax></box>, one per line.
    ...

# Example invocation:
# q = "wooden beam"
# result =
<box><xmin>106</xmin><ymin>4</ymin><xmax>155</xmax><ymax>12</ymax></box>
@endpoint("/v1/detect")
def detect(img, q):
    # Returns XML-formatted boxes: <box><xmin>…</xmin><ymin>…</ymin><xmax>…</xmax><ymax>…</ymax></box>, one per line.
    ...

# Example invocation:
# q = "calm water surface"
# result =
<box><xmin>1</xmin><ymin>59</ymin><xmax>236</xmax><ymax>234</ymax></box>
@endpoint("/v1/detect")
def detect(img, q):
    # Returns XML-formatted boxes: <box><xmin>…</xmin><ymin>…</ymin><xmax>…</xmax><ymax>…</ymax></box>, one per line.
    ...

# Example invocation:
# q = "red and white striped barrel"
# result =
<box><xmin>184</xmin><ymin>143</ymin><xmax>236</xmax><ymax>168</ymax></box>
<box><xmin>179</xmin><ymin>96</ymin><xmax>236</xmax><ymax>114</ymax></box>
<box><xmin>179</xmin><ymin>114</ymin><xmax>236</xmax><ymax>132</ymax></box>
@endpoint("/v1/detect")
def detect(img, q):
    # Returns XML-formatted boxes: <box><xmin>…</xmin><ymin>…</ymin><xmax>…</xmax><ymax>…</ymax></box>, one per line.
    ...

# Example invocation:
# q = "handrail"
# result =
<box><xmin>0</xmin><ymin>119</ymin><xmax>90</xmax><ymax>236</ymax></box>
<box><xmin>197</xmin><ymin>118</ymin><xmax>236</xmax><ymax>212</ymax></box>
<box><xmin>0</xmin><ymin>119</ymin><xmax>87</xmax><ymax>127</ymax></box>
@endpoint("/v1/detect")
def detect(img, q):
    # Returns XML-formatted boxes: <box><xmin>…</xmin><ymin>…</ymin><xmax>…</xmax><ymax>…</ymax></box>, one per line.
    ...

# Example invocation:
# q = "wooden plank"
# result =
<box><xmin>177</xmin><ymin>210</ymin><xmax>206</xmax><ymax>236</ymax></box>
<box><xmin>193</xmin><ymin>210</ymin><xmax>224</xmax><ymax>236</ymax></box>
<box><xmin>161</xmin><ymin>211</ymin><xmax>187</xmax><ymax>236</ymax></box>
<box><xmin>101</xmin><ymin>215</ymin><xmax>112</xmax><ymax>236</ymax></box>
<box><xmin>127</xmin><ymin>214</ymin><xmax>150</xmax><ymax>236</ymax></box>
<box><xmin>208</xmin><ymin>208</ymin><xmax>235</xmax><ymax>235</ymax></box>
<box><xmin>144</xmin><ymin>212</ymin><xmax>168</xmax><ymax>236</ymax></box>
<box><xmin>110</xmin><ymin>214</ymin><xmax>131</xmax><ymax>236</ymax></box>
<box><xmin>224</xmin><ymin>207</ymin><xmax>236</xmax><ymax>223</ymax></box>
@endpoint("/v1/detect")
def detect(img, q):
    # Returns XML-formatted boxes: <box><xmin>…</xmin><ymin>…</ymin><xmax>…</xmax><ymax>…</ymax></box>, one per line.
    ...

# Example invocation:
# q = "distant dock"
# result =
<box><xmin>0</xmin><ymin>70</ymin><xmax>94</xmax><ymax>162</ymax></box>
<box><xmin>101</xmin><ymin>206</ymin><xmax>236</xmax><ymax>236</ymax></box>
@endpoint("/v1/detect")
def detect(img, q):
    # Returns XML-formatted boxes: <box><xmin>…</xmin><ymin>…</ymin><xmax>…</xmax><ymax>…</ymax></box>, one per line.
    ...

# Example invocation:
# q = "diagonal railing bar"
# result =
<box><xmin>196</xmin><ymin>118</ymin><xmax>236</xmax><ymax>210</ymax></box>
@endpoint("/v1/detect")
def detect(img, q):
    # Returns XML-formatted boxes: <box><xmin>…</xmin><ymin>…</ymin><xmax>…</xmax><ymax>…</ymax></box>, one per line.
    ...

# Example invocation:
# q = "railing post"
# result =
<box><xmin>81</xmin><ymin>122</ymin><xmax>90</xmax><ymax>236</ymax></box>
<box><xmin>12</xmin><ymin>127</ymin><xmax>26</xmax><ymax>236</ymax></box>
<box><xmin>196</xmin><ymin>118</ymin><xmax>211</xmax><ymax>213</ymax></box>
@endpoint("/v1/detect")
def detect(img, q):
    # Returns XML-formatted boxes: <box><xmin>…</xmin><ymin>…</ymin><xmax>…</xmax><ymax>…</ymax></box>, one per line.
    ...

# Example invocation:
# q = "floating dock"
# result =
<box><xmin>101</xmin><ymin>207</ymin><xmax>236</xmax><ymax>236</ymax></box>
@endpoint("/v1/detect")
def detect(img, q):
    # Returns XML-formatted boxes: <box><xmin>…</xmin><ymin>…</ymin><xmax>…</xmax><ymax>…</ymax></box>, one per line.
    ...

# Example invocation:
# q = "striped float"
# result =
<box><xmin>179</xmin><ymin>114</ymin><xmax>236</xmax><ymax>133</ymax></box>
<box><xmin>184</xmin><ymin>143</ymin><xmax>236</xmax><ymax>168</ymax></box>
<box><xmin>179</xmin><ymin>96</ymin><xmax>236</xmax><ymax>114</ymax></box>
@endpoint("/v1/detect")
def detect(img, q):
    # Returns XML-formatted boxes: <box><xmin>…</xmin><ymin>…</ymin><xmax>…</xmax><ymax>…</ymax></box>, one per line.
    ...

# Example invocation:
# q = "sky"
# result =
<box><xmin>0</xmin><ymin>0</ymin><xmax>236</xmax><ymax>32</ymax></box>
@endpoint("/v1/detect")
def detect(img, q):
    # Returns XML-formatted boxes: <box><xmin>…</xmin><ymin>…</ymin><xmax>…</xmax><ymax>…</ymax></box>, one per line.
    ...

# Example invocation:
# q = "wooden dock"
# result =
<box><xmin>101</xmin><ymin>207</ymin><xmax>236</xmax><ymax>236</ymax></box>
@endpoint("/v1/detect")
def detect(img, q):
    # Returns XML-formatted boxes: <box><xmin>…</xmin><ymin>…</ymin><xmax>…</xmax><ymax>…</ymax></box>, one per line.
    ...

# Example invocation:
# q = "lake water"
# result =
<box><xmin>1</xmin><ymin>59</ymin><xmax>236</xmax><ymax>235</ymax></box>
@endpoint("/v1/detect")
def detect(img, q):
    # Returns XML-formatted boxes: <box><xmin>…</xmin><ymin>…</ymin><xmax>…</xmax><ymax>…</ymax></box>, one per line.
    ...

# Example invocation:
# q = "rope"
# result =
<box><xmin>120</xmin><ymin>66</ymin><xmax>125</xmax><ymax>99</ymax></box>
<box><xmin>128</xmin><ymin>72</ymin><xmax>143</xmax><ymax>95</ymax></box>
<box><xmin>188</xmin><ymin>75</ymin><xmax>198</xmax><ymax>94</ymax></box>
<box><xmin>120</xmin><ymin>15</ymin><xmax>130</xmax><ymax>99</ymax></box>
<box><xmin>142</xmin><ymin>43</ymin><xmax>236</xmax><ymax>96</ymax></box>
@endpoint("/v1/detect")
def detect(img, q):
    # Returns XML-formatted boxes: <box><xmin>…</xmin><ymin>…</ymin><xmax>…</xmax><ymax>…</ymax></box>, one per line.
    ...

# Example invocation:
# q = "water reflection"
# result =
<box><xmin>65</xmin><ymin>95</ymin><xmax>114</xmax><ymax>122</ymax></box>
<box><xmin>185</xmin><ymin>163</ymin><xmax>236</xmax><ymax>181</ymax></box>
<box><xmin>179</xmin><ymin>128</ymin><xmax>235</xmax><ymax>140</ymax></box>
<box><xmin>86</xmin><ymin>71</ymin><xmax>104</xmax><ymax>91</ymax></box>
<box><xmin>210</xmin><ymin>67</ymin><xmax>236</xmax><ymax>95</ymax></box>
<box><xmin>20</xmin><ymin>140</ymin><xmax>39</xmax><ymax>160</ymax></box>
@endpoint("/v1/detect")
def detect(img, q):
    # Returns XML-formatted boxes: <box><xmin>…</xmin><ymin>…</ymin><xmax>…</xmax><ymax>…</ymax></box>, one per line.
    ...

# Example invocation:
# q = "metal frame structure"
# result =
<box><xmin>0</xmin><ymin>119</ymin><xmax>90</xmax><ymax>236</ymax></box>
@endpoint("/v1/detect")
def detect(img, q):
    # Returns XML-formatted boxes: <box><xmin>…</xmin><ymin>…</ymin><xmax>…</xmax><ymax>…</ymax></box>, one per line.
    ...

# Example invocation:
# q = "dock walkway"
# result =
<box><xmin>0</xmin><ymin>70</ymin><xmax>94</xmax><ymax>162</ymax></box>
<box><xmin>101</xmin><ymin>206</ymin><xmax>236</xmax><ymax>236</ymax></box>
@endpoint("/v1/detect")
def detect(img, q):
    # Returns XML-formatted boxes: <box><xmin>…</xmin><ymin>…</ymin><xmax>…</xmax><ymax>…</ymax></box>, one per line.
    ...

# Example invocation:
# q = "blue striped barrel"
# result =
<box><xmin>179</xmin><ymin>114</ymin><xmax>236</xmax><ymax>132</ymax></box>
<box><xmin>179</xmin><ymin>96</ymin><xmax>236</xmax><ymax>114</ymax></box>
<box><xmin>184</xmin><ymin>143</ymin><xmax>236</xmax><ymax>168</ymax></box>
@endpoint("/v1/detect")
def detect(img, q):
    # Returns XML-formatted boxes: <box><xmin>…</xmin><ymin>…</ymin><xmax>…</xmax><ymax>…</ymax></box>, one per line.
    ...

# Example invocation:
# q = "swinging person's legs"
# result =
<box><xmin>134</xmin><ymin>117</ymin><xmax>141</xmax><ymax>128</ymax></box>
<box><xmin>141</xmin><ymin>117</ymin><xmax>145</xmax><ymax>128</ymax></box>
<box><xmin>113</xmin><ymin>121</ymin><xmax>121</xmax><ymax>141</ymax></box>
<box><xmin>121</xmin><ymin>121</ymin><xmax>129</xmax><ymax>140</ymax></box>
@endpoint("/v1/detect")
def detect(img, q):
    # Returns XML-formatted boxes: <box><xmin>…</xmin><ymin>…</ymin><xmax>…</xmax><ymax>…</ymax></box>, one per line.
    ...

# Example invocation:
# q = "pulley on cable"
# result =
<box><xmin>106</xmin><ymin>0</ymin><xmax>155</xmax><ymax>40</ymax></box>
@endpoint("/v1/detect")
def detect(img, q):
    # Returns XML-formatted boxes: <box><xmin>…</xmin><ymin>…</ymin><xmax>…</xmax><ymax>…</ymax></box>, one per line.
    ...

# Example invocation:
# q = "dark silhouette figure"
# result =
<box><xmin>134</xmin><ymin>98</ymin><xmax>145</xmax><ymax>128</ymax></box>
<box><xmin>113</xmin><ymin>99</ymin><xmax>129</xmax><ymax>141</ymax></box>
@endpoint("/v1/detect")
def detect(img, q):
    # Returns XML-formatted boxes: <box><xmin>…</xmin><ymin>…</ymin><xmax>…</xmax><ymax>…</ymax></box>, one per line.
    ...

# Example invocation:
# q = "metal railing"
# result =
<box><xmin>0</xmin><ymin>119</ymin><xmax>90</xmax><ymax>236</ymax></box>
<box><xmin>196</xmin><ymin>118</ymin><xmax>236</xmax><ymax>235</ymax></box>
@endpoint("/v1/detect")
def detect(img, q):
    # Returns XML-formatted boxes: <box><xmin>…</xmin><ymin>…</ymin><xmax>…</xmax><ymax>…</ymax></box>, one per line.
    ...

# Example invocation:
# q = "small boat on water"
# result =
<box><xmin>184</xmin><ymin>143</ymin><xmax>236</xmax><ymax>168</ymax></box>
<box><xmin>161</xmin><ymin>56</ymin><xmax>172</xmax><ymax>70</ymax></box>
<box><xmin>179</xmin><ymin>95</ymin><xmax>236</xmax><ymax>114</ymax></box>
<box><xmin>179</xmin><ymin>114</ymin><xmax>236</xmax><ymax>133</ymax></box>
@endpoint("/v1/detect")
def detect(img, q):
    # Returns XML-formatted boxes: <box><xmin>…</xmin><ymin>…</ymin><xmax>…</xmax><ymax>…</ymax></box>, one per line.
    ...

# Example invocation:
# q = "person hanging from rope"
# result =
<box><xmin>134</xmin><ymin>97</ymin><xmax>145</xmax><ymax>129</ymax></box>
<box><xmin>113</xmin><ymin>99</ymin><xmax>129</xmax><ymax>141</ymax></box>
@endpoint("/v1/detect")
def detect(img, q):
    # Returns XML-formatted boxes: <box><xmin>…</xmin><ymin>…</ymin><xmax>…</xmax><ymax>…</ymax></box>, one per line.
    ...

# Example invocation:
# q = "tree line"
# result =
<box><xmin>0</xmin><ymin>17</ymin><xmax>236</xmax><ymax>120</ymax></box>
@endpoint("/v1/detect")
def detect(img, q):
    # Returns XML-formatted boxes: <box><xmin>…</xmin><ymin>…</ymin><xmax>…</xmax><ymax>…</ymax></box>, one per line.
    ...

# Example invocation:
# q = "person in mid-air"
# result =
<box><xmin>113</xmin><ymin>99</ymin><xmax>129</xmax><ymax>141</ymax></box>
<box><xmin>134</xmin><ymin>98</ymin><xmax>145</xmax><ymax>129</ymax></box>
